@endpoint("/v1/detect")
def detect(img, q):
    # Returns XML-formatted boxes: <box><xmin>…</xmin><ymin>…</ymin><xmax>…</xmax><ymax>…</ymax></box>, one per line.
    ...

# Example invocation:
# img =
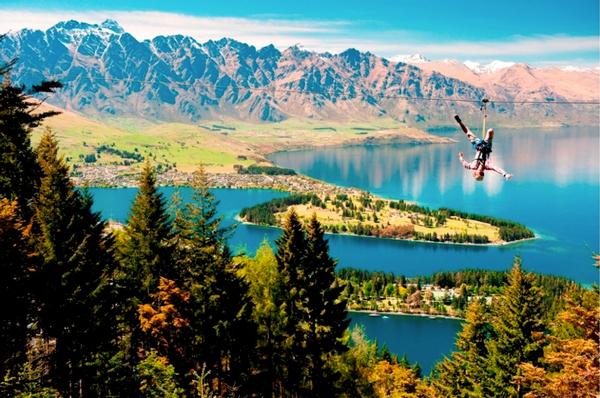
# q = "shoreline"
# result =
<box><xmin>260</xmin><ymin>134</ymin><xmax>456</xmax><ymax>156</ymax></box>
<box><xmin>348</xmin><ymin>309</ymin><xmax>464</xmax><ymax>321</ymax></box>
<box><xmin>237</xmin><ymin>217</ymin><xmax>537</xmax><ymax>248</ymax></box>
<box><xmin>82</xmin><ymin>171</ymin><xmax>536</xmax><ymax>248</ymax></box>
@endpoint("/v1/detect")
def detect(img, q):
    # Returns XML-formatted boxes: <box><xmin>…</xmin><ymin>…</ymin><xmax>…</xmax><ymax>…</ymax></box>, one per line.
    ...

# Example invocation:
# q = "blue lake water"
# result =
<box><xmin>349</xmin><ymin>312</ymin><xmax>463</xmax><ymax>375</ymax></box>
<box><xmin>270</xmin><ymin>127</ymin><xmax>600</xmax><ymax>285</ymax></box>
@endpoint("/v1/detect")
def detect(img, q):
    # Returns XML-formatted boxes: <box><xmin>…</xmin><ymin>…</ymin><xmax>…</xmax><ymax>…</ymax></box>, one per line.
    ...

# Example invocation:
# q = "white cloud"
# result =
<box><xmin>0</xmin><ymin>8</ymin><xmax>597</xmax><ymax>64</ymax></box>
<box><xmin>397</xmin><ymin>35</ymin><xmax>600</xmax><ymax>57</ymax></box>
<box><xmin>0</xmin><ymin>9</ymin><xmax>347</xmax><ymax>44</ymax></box>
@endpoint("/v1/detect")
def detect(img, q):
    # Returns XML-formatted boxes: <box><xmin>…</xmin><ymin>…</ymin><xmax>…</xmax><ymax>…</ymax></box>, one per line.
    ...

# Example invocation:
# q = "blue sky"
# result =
<box><xmin>1</xmin><ymin>0</ymin><xmax>598</xmax><ymax>66</ymax></box>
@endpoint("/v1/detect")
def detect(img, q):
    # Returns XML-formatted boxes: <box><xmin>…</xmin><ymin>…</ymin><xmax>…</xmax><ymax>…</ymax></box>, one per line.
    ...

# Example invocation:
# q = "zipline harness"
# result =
<box><xmin>474</xmin><ymin>98</ymin><xmax>492</xmax><ymax>165</ymax></box>
<box><xmin>480</xmin><ymin>98</ymin><xmax>489</xmax><ymax>138</ymax></box>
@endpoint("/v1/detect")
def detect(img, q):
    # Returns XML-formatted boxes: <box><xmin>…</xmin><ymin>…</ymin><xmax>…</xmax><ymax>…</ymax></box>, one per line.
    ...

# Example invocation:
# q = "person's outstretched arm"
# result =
<box><xmin>485</xmin><ymin>163</ymin><xmax>512</xmax><ymax>180</ymax></box>
<box><xmin>459</xmin><ymin>152</ymin><xmax>478</xmax><ymax>170</ymax></box>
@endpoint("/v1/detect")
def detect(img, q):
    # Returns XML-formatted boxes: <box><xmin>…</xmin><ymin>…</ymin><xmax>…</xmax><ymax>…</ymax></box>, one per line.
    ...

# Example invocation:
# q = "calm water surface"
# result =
<box><xmin>270</xmin><ymin>127</ymin><xmax>600</xmax><ymax>284</ymax></box>
<box><xmin>349</xmin><ymin>312</ymin><xmax>463</xmax><ymax>375</ymax></box>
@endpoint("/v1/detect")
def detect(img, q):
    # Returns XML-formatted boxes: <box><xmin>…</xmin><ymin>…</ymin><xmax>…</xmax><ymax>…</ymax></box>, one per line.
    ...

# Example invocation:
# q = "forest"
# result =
<box><xmin>336</xmin><ymin>268</ymin><xmax>581</xmax><ymax>318</ymax></box>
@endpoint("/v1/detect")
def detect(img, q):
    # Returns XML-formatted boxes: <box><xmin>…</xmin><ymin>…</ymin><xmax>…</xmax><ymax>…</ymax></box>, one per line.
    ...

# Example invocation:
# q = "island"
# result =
<box><xmin>239</xmin><ymin>190</ymin><xmax>534</xmax><ymax>245</ymax></box>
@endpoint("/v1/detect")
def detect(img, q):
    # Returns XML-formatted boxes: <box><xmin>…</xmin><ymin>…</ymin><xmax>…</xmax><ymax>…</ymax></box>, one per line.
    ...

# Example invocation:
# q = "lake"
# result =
<box><xmin>270</xmin><ymin>127</ymin><xmax>600</xmax><ymax>285</ymax></box>
<box><xmin>349</xmin><ymin>312</ymin><xmax>462</xmax><ymax>375</ymax></box>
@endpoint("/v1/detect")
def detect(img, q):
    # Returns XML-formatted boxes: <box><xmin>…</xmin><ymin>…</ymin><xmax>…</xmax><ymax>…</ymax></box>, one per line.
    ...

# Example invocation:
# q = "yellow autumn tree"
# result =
<box><xmin>519</xmin><ymin>288</ymin><xmax>599</xmax><ymax>398</ymax></box>
<box><xmin>139</xmin><ymin>277</ymin><xmax>191</xmax><ymax>371</ymax></box>
<box><xmin>368</xmin><ymin>360</ymin><xmax>435</xmax><ymax>398</ymax></box>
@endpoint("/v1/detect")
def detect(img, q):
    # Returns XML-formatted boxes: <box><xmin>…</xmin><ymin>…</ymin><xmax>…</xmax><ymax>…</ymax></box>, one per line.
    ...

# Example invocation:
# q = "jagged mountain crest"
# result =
<box><xmin>1</xmin><ymin>19</ymin><xmax>595</xmax><ymax>125</ymax></box>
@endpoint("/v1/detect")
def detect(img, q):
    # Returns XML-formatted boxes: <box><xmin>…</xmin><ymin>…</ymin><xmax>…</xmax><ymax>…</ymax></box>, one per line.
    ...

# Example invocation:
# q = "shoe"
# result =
<box><xmin>454</xmin><ymin>114</ymin><xmax>462</xmax><ymax>123</ymax></box>
<box><xmin>504</xmin><ymin>173</ymin><xmax>512</xmax><ymax>180</ymax></box>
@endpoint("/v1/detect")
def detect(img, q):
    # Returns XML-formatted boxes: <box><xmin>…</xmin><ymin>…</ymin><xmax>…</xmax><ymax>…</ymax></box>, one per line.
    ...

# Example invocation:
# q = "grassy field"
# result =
<box><xmin>240</xmin><ymin>193</ymin><xmax>503</xmax><ymax>244</ymax></box>
<box><xmin>35</xmin><ymin>107</ymin><xmax>261</xmax><ymax>172</ymax></box>
<box><xmin>35</xmin><ymin>104</ymin><xmax>451</xmax><ymax>174</ymax></box>
<box><xmin>289</xmin><ymin>203</ymin><xmax>499</xmax><ymax>239</ymax></box>
<box><xmin>283</xmin><ymin>195</ymin><xmax>501</xmax><ymax>243</ymax></box>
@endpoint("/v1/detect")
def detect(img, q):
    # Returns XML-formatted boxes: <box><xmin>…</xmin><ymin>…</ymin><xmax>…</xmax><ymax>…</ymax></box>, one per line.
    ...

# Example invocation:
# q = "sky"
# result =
<box><xmin>1</xmin><ymin>0</ymin><xmax>598</xmax><ymax>66</ymax></box>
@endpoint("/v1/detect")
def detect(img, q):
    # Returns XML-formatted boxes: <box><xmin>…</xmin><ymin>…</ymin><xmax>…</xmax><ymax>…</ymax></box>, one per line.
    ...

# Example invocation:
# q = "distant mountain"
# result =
<box><xmin>1</xmin><ymin>20</ymin><xmax>597</xmax><ymax>125</ymax></box>
<box><xmin>401</xmin><ymin>56</ymin><xmax>599</xmax><ymax>106</ymax></box>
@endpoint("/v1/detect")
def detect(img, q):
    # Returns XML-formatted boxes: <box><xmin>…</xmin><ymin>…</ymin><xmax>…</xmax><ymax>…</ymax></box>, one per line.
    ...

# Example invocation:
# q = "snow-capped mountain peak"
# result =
<box><xmin>392</xmin><ymin>53</ymin><xmax>430</xmax><ymax>64</ymax></box>
<box><xmin>99</xmin><ymin>19</ymin><xmax>125</xmax><ymax>34</ymax></box>
<box><xmin>464</xmin><ymin>60</ymin><xmax>515</xmax><ymax>74</ymax></box>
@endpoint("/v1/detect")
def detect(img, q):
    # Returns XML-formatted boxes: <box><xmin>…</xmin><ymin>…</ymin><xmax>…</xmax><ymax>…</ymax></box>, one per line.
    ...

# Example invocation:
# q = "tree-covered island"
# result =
<box><xmin>240</xmin><ymin>192</ymin><xmax>535</xmax><ymax>244</ymax></box>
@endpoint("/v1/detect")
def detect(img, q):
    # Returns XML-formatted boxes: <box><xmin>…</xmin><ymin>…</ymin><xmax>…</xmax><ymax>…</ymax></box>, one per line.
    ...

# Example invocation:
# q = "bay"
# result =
<box><xmin>349</xmin><ymin>312</ymin><xmax>463</xmax><ymax>375</ymax></box>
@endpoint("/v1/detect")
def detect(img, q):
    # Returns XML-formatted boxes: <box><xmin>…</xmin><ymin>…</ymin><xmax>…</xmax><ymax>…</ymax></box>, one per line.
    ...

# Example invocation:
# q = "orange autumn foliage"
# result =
<box><xmin>367</xmin><ymin>360</ymin><xmax>433</xmax><ymax>398</ymax></box>
<box><xmin>138</xmin><ymin>277</ymin><xmax>190</xmax><ymax>352</ymax></box>
<box><xmin>519</xmin><ymin>291</ymin><xmax>600</xmax><ymax>398</ymax></box>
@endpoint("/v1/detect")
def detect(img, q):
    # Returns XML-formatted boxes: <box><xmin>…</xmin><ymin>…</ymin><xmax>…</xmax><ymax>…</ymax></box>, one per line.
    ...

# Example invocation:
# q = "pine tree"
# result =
<box><xmin>32</xmin><ymin>130</ymin><xmax>119</xmax><ymax>396</ymax></box>
<box><xmin>121</xmin><ymin>161</ymin><xmax>173</xmax><ymax>298</ymax></box>
<box><xmin>0</xmin><ymin>57</ymin><xmax>62</xmax><ymax>217</ymax></box>
<box><xmin>433</xmin><ymin>300</ymin><xmax>492</xmax><ymax>397</ymax></box>
<box><xmin>171</xmin><ymin>167</ymin><xmax>256</xmax><ymax>395</ymax></box>
<box><xmin>303</xmin><ymin>213</ymin><xmax>349</xmax><ymax>396</ymax></box>
<box><xmin>273</xmin><ymin>209</ymin><xmax>308</xmax><ymax>396</ymax></box>
<box><xmin>485</xmin><ymin>258</ymin><xmax>546</xmax><ymax>398</ymax></box>
<box><xmin>117</xmin><ymin>161</ymin><xmax>173</xmax><ymax>393</ymax></box>
<box><xmin>0</xmin><ymin>199</ymin><xmax>32</xmax><ymax>377</ymax></box>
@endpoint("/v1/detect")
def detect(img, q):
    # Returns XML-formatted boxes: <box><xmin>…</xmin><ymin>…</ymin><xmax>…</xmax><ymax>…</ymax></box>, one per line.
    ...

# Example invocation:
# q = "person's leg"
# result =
<box><xmin>454</xmin><ymin>115</ymin><xmax>477</xmax><ymax>141</ymax></box>
<box><xmin>485</xmin><ymin>128</ymin><xmax>494</xmax><ymax>146</ymax></box>
<box><xmin>466</xmin><ymin>129</ymin><xmax>477</xmax><ymax>142</ymax></box>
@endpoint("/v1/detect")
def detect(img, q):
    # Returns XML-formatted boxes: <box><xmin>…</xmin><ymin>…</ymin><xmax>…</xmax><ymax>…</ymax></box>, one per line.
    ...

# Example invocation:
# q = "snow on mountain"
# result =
<box><xmin>464</xmin><ymin>60</ymin><xmax>515</xmax><ymax>74</ymax></box>
<box><xmin>391</xmin><ymin>53</ymin><xmax>430</xmax><ymax>63</ymax></box>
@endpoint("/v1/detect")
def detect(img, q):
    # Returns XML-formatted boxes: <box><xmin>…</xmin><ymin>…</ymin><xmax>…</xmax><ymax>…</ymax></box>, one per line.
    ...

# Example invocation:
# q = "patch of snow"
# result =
<box><xmin>464</xmin><ymin>60</ymin><xmax>515</xmax><ymax>74</ymax></box>
<box><xmin>392</xmin><ymin>53</ymin><xmax>430</xmax><ymax>64</ymax></box>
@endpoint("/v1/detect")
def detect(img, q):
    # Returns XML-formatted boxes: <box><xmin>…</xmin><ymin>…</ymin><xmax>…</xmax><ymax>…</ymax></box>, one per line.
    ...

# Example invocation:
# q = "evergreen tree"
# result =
<box><xmin>121</xmin><ymin>161</ymin><xmax>173</xmax><ymax>298</ymax></box>
<box><xmin>0</xmin><ymin>199</ymin><xmax>32</xmax><ymax>377</ymax></box>
<box><xmin>273</xmin><ymin>209</ymin><xmax>308</xmax><ymax>397</ymax></box>
<box><xmin>0</xmin><ymin>58</ymin><xmax>62</xmax><ymax>217</ymax></box>
<box><xmin>32</xmin><ymin>130</ymin><xmax>119</xmax><ymax>396</ymax></box>
<box><xmin>303</xmin><ymin>213</ymin><xmax>349</xmax><ymax>396</ymax></box>
<box><xmin>117</xmin><ymin>161</ymin><xmax>174</xmax><ymax>393</ymax></box>
<box><xmin>136</xmin><ymin>350</ymin><xmax>184</xmax><ymax>398</ymax></box>
<box><xmin>171</xmin><ymin>167</ymin><xmax>256</xmax><ymax>395</ymax></box>
<box><xmin>433</xmin><ymin>300</ymin><xmax>492</xmax><ymax>397</ymax></box>
<box><xmin>485</xmin><ymin>258</ymin><xmax>546</xmax><ymax>398</ymax></box>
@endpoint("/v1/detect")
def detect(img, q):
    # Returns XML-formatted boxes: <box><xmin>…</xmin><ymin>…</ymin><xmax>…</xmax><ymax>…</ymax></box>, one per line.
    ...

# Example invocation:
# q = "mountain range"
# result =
<box><xmin>1</xmin><ymin>19</ymin><xmax>598</xmax><ymax>126</ymax></box>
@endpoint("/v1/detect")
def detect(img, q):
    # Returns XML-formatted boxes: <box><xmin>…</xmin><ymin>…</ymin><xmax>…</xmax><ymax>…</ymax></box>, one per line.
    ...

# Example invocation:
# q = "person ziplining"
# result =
<box><xmin>453</xmin><ymin>104</ymin><xmax>512</xmax><ymax>181</ymax></box>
